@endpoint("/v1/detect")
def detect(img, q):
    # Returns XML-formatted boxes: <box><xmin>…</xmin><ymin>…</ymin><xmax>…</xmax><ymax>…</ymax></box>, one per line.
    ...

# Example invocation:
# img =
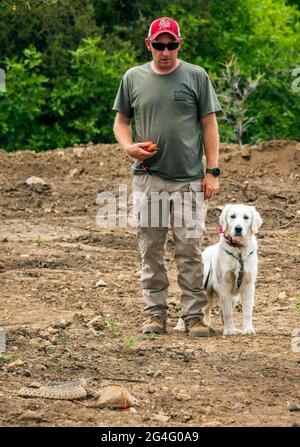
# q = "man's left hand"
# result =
<box><xmin>202</xmin><ymin>174</ymin><xmax>219</xmax><ymax>200</ymax></box>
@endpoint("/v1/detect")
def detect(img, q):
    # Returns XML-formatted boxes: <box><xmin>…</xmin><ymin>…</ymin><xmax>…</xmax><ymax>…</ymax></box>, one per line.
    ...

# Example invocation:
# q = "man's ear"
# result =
<box><xmin>219</xmin><ymin>204</ymin><xmax>231</xmax><ymax>233</ymax></box>
<box><xmin>145</xmin><ymin>38</ymin><xmax>152</xmax><ymax>51</ymax></box>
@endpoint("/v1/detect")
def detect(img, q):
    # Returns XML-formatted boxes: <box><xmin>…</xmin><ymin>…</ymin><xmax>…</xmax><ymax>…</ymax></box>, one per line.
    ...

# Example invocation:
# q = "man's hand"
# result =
<box><xmin>125</xmin><ymin>142</ymin><xmax>158</xmax><ymax>161</ymax></box>
<box><xmin>202</xmin><ymin>174</ymin><xmax>219</xmax><ymax>200</ymax></box>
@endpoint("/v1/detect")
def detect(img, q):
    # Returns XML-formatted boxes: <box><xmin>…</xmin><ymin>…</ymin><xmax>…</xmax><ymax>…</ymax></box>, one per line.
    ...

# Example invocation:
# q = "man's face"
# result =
<box><xmin>145</xmin><ymin>33</ymin><xmax>182</xmax><ymax>70</ymax></box>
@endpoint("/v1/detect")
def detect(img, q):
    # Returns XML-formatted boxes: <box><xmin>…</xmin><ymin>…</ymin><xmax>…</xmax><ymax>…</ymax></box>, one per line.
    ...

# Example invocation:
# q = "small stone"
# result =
<box><xmin>7</xmin><ymin>359</ymin><xmax>24</xmax><ymax>369</ymax></box>
<box><xmin>152</xmin><ymin>413</ymin><xmax>170</xmax><ymax>422</ymax></box>
<box><xmin>288</xmin><ymin>400</ymin><xmax>300</xmax><ymax>411</ymax></box>
<box><xmin>19</xmin><ymin>410</ymin><xmax>45</xmax><ymax>422</ymax></box>
<box><xmin>176</xmin><ymin>393</ymin><xmax>192</xmax><ymax>401</ymax></box>
<box><xmin>23</xmin><ymin>370</ymin><xmax>32</xmax><ymax>377</ymax></box>
<box><xmin>29</xmin><ymin>382</ymin><xmax>42</xmax><ymax>388</ymax></box>
<box><xmin>95</xmin><ymin>279</ymin><xmax>107</xmax><ymax>288</ymax></box>
<box><xmin>279</xmin><ymin>291</ymin><xmax>287</xmax><ymax>300</ymax></box>
<box><xmin>73</xmin><ymin>147</ymin><xmax>85</xmax><ymax>158</ymax></box>
<box><xmin>87</xmin><ymin>316</ymin><xmax>105</xmax><ymax>332</ymax></box>
<box><xmin>45</xmin><ymin>345</ymin><xmax>56</xmax><ymax>353</ymax></box>
<box><xmin>291</xmin><ymin>336</ymin><xmax>300</xmax><ymax>353</ymax></box>
<box><xmin>29</xmin><ymin>338</ymin><xmax>50</xmax><ymax>348</ymax></box>
<box><xmin>36</xmin><ymin>364</ymin><xmax>47</xmax><ymax>371</ymax></box>
<box><xmin>25</xmin><ymin>176</ymin><xmax>48</xmax><ymax>186</ymax></box>
<box><xmin>241</xmin><ymin>147</ymin><xmax>251</xmax><ymax>159</ymax></box>
<box><xmin>69</xmin><ymin>167</ymin><xmax>84</xmax><ymax>178</ymax></box>
<box><xmin>224</xmin><ymin>153</ymin><xmax>232</xmax><ymax>162</ymax></box>
<box><xmin>93</xmin><ymin>386</ymin><xmax>138</xmax><ymax>409</ymax></box>
<box><xmin>181</xmin><ymin>414</ymin><xmax>193</xmax><ymax>422</ymax></box>
<box><xmin>53</xmin><ymin>320</ymin><xmax>71</xmax><ymax>330</ymax></box>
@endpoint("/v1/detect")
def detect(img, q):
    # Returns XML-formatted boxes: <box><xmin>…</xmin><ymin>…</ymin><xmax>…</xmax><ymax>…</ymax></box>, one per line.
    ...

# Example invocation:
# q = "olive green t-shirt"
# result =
<box><xmin>113</xmin><ymin>60</ymin><xmax>221</xmax><ymax>181</ymax></box>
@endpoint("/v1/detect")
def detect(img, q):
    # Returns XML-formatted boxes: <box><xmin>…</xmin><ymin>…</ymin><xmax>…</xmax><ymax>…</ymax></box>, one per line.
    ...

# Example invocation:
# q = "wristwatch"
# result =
<box><xmin>206</xmin><ymin>167</ymin><xmax>221</xmax><ymax>177</ymax></box>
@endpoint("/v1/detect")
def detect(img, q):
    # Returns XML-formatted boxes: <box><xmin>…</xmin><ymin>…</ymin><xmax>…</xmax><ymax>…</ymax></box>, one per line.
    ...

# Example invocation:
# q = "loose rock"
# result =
<box><xmin>25</xmin><ymin>176</ymin><xmax>48</xmax><ymax>186</ymax></box>
<box><xmin>95</xmin><ymin>279</ymin><xmax>107</xmax><ymax>288</ymax></box>
<box><xmin>93</xmin><ymin>385</ymin><xmax>138</xmax><ymax>409</ymax></box>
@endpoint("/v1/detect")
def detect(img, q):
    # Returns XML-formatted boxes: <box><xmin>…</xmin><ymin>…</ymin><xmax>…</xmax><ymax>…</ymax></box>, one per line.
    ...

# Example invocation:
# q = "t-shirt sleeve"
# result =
<box><xmin>198</xmin><ymin>72</ymin><xmax>222</xmax><ymax>117</ymax></box>
<box><xmin>112</xmin><ymin>74</ymin><xmax>134</xmax><ymax>118</ymax></box>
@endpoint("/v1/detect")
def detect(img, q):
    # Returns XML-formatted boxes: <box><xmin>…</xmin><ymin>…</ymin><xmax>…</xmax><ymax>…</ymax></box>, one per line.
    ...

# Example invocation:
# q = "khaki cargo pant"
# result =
<box><xmin>132</xmin><ymin>173</ymin><xmax>208</xmax><ymax>322</ymax></box>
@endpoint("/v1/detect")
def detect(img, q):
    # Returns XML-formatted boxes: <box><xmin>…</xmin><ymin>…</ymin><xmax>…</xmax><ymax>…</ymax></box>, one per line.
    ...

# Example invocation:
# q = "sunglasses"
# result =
<box><xmin>150</xmin><ymin>40</ymin><xmax>180</xmax><ymax>51</ymax></box>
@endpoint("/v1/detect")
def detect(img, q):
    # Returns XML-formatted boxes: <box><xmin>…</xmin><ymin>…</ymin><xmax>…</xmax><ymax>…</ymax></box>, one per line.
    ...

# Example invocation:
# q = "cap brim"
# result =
<box><xmin>150</xmin><ymin>31</ymin><xmax>179</xmax><ymax>40</ymax></box>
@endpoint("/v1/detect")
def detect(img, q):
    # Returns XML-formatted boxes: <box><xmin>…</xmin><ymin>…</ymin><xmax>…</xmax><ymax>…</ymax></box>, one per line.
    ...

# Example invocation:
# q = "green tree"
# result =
<box><xmin>0</xmin><ymin>0</ymin><xmax>98</xmax><ymax>79</ymax></box>
<box><xmin>0</xmin><ymin>46</ymin><xmax>48</xmax><ymax>151</ymax></box>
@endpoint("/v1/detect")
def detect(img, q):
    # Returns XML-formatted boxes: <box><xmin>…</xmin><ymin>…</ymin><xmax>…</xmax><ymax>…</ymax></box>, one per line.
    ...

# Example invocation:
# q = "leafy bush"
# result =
<box><xmin>50</xmin><ymin>37</ymin><xmax>136</xmax><ymax>145</ymax></box>
<box><xmin>0</xmin><ymin>0</ymin><xmax>299</xmax><ymax>150</ymax></box>
<box><xmin>0</xmin><ymin>46</ymin><xmax>48</xmax><ymax>151</ymax></box>
<box><xmin>0</xmin><ymin>39</ymin><xmax>136</xmax><ymax>151</ymax></box>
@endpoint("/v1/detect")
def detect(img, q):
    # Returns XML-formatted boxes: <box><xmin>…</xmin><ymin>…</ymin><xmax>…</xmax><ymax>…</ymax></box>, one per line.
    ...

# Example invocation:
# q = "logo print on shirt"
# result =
<box><xmin>173</xmin><ymin>90</ymin><xmax>187</xmax><ymax>102</ymax></box>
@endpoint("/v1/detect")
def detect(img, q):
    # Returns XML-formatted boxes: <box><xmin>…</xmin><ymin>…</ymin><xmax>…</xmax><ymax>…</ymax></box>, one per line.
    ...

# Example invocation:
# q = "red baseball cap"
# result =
<box><xmin>148</xmin><ymin>17</ymin><xmax>181</xmax><ymax>41</ymax></box>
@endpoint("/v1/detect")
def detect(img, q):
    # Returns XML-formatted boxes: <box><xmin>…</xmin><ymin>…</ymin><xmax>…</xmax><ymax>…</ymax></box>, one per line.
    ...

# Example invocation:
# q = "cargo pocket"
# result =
<box><xmin>185</xmin><ymin>181</ymin><xmax>208</xmax><ymax>237</ymax></box>
<box><xmin>132</xmin><ymin>174</ymin><xmax>151</xmax><ymax>228</ymax></box>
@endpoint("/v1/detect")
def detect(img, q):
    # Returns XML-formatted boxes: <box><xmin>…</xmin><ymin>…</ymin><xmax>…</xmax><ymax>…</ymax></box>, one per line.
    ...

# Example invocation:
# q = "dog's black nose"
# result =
<box><xmin>235</xmin><ymin>225</ymin><xmax>242</xmax><ymax>234</ymax></box>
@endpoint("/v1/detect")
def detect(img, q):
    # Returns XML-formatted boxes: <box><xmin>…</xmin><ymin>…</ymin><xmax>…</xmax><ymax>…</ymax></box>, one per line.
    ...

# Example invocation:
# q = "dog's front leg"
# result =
<box><xmin>241</xmin><ymin>283</ymin><xmax>256</xmax><ymax>335</ymax></box>
<box><xmin>220</xmin><ymin>294</ymin><xmax>241</xmax><ymax>336</ymax></box>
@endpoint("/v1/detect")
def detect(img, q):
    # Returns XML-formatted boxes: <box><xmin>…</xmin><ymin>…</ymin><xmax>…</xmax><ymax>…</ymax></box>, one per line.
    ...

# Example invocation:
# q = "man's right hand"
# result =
<box><xmin>125</xmin><ymin>142</ymin><xmax>158</xmax><ymax>162</ymax></box>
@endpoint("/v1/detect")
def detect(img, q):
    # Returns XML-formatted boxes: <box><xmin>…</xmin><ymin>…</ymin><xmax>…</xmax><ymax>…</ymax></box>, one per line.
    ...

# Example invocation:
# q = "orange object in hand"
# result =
<box><xmin>144</xmin><ymin>141</ymin><xmax>158</xmax><ymax>152</ymax></box>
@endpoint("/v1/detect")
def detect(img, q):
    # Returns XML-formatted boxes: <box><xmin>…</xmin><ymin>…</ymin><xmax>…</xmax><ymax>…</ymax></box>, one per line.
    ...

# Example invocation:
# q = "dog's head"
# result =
<box><xmin>220</xmin><ymin>204</ymin><xmax>262</xmax><ymax>242</ymax></box>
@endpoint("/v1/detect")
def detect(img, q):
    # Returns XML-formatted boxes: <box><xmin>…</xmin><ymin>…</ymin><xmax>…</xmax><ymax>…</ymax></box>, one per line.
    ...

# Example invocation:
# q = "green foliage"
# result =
<box><xmin>50</xmin><ymin>37</ymin><xmax>136</xmax><ymax>145</ymax></box>
<box><xmin>0</xmin><ymin>0</ymin><xmax>299</xmax><ymax>151</ymax></box>
<box><xmin>0</xmin><ymin>39</ymin><xmax>136</xmax><ymax>151</ymax></box>
<box><xmin>0</xmin><ymin>46</ymin><xmax>48</xmax><ymax>151</ymax></box>
<box><xmin>206</xmin><ymin>0</ymin><xmax>300</xmax><ymax>143</ymax></box>
<box><xmin>296</xmin><ymin>296</ymin><xmax>300</xmax><ymax>312</ymax></box>
<box><xmin>0</xmin><ymin>0</ymin><xmax>98</xmax><ymax>78</ymax></box>
<box><xmin>215</xmin><ymin>56</ymin><xmax>264</xmax><ymax>145</ymax></box>
<box><xmin>0</xmin><ymin>354</ymin><xmax>12</xmax><ymax>362</ymax></box>
<box><xmin>124</xmin><ymin>335</ymin><xmax>136</xmax><ymax>350</ymax></box>
<box><xmin>105</xmin><ymin>317</ymin><xmax>121</xmax><ymax>337</ymax></box>
<box><xmin>32</xmin><ymin>235</ymin><xmax>44</xmax><ymax>245</ymax></box>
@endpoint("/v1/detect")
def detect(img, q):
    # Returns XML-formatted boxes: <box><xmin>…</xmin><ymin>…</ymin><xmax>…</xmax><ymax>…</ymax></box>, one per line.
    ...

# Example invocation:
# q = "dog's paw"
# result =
<box><xmin>223</xmin><ymin>327</ymin><xmax>242</xmax><ymax>336</ymax></box>
<box><xmin>242</xmin><ymin>326</ymin><xmax>256</xmax><ymax>335</ymax></box>
<box><xmin>174</xmin><ymin>318</ymin><xmax>186</xmax><ymax>333</ymax></box>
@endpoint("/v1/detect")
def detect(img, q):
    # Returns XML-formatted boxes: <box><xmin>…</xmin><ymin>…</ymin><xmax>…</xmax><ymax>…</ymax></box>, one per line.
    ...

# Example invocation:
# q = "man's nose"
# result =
<box><xmin>162</xmin><ymin>47</ymin><xmax>170</xmax><ymax>55</ymax></box>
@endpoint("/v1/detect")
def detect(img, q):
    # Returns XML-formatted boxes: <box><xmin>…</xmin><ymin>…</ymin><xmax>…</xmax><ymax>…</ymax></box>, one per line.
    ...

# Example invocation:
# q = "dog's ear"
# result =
<box><xmin>220</xmin><ymin>204</ymin><xmax>231</xmax><ymax>232</ymax></box>
<box><xmin>251</xmin><ymin>207</ymin><xmax>263</xmax><ymax>234</ymax></box>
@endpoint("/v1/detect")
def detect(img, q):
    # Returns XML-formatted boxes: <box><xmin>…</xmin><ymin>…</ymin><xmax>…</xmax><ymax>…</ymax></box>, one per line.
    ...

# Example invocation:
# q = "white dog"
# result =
<box><xmin>175</xmin><ymin>204</ymin><xmax>263</xmax><ymax>336</ymax></box>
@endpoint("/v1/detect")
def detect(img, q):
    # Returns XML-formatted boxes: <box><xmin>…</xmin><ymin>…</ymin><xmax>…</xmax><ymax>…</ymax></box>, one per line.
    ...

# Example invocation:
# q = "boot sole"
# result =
<box><xmin>142</xmin><ymin>327</ymin><xmax>166</xmax><ymax>334</ymax></box>
<box><xmin>189</xmin><ymin>331</ymin><xmax>211</xmax><ymax>337</ymax></box>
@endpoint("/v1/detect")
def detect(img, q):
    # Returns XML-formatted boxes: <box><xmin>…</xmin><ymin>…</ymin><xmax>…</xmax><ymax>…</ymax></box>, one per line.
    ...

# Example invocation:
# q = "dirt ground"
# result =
<box><xmin>0</xmin><ymin>139</ymin><xmax>299</xmax><ymax>427</ymax></box>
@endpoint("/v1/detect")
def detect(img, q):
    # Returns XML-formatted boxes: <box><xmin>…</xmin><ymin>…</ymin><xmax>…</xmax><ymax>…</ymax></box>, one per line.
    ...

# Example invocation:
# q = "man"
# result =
<box><xmin>113</xmin><ymin>17</ymin><xmax>221</xmax><ymax>336</ymax></box>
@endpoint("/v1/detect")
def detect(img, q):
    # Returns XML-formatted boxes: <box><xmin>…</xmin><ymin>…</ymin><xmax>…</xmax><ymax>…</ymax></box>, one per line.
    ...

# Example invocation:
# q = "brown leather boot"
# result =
<box><xmin>185</xmin><ymin>317</ymin><xmax>210</xmax><ymax>337</ymax></box>
<box><xmin>142</xmin><ymin>315</ymin><xmax>167</xmax><ymax>334</ymax></box>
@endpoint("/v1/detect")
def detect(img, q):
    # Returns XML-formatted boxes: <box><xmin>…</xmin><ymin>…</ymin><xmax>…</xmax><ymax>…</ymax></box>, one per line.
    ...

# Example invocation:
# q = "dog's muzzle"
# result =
<box><xmin>234</xmin><ymin>225</ymin><xmax>243</xmax><ymax>236</ymax></box>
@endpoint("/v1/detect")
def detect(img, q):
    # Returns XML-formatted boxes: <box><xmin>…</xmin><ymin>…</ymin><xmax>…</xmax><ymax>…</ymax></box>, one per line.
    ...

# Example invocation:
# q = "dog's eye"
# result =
<box><xmin>244</xmin><ymin>215</ymin><xmax>249</xmax><ymax>220</ymax></box>
<box><xmin>230</xmin><ymin>214</ymin><xmax>236</xmax><ymax>219</ymax></box>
